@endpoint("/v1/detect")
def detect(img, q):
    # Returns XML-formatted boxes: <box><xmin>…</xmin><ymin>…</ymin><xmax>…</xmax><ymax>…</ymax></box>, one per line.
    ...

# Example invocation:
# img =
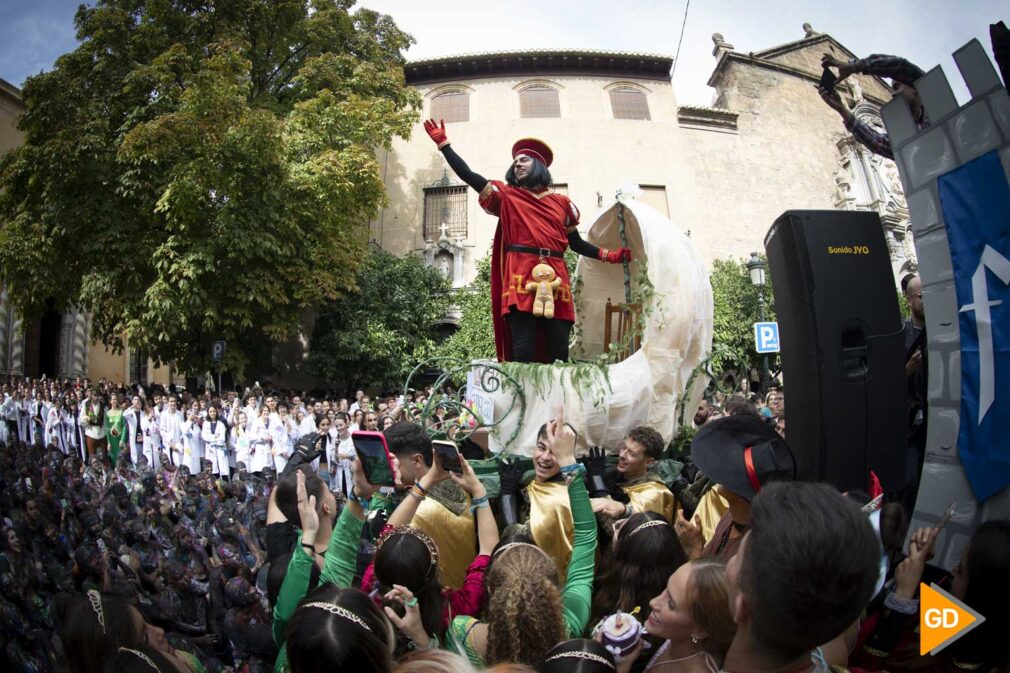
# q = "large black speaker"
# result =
<box><xmin>764</xmin><ymin>210</ymin><xmax>906</xmax><ymax>492</ymax></box>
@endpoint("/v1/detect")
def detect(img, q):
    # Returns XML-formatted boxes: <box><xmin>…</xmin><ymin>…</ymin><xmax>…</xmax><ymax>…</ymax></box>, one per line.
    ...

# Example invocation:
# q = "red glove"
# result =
<box><xmin>424</xmin><ymin>119</ymin><xmax>449</xmax><ymax>149</ymax></box>
<box><xmin>598</xmin><ymin>247</ymin><xmax>632</xmax><ymax>264</ymax></box>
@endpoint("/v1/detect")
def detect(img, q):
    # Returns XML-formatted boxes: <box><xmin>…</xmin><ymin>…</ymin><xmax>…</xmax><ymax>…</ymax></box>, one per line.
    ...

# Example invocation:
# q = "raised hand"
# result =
<box><xmin>821</xmin><ymin>52</ymin><xmax>854</xmax><ymax>81</ymax></box>
<box><xmin>295</xmin><ymin>470</ymin><xmax>319</xmax><ymax>542</ymax></box>
<box><xmin>383</xmin><ymin>584</ymin><xmax>430</xmax><ymax>646</ymax></box>
<box><xmin>423</xmin><ymin>119</ymin><xmax>449</xmax><ymax>148</ymax></box>
<box><xmin>544</xmin><ymin>404</ymin><xmax>576</xmax><ymax>467</ymax></box>
<box><xmin>449</xmin><ymin>456</ymin><xmax>486</xmax><ymax>498</ymax></box>
<box><xmin>895</xmin><ymin>526</ymin><xmax>940</xmax><ymax>599</ymax></box>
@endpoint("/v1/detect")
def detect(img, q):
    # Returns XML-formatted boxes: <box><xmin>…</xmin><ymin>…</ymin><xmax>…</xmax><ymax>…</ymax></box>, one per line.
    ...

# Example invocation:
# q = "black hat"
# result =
<box><xmin>690</xmin><ymin>415</ymin><xmax>796</xmax><ymax>501</ymax></box>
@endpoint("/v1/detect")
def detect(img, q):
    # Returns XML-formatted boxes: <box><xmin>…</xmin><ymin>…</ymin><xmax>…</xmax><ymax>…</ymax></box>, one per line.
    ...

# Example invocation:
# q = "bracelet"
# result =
<box><xmin>884</xmin><ymin>590</ymin><xmax>919</xmax><ymax>615</ymax></box>
<box><xmin>407</xmin><ymin>634</ymin><xmax>440</xmax><ymax>651</ymax></box>
<box><xmin>301</xmin><ymin>542</ymin><xmax>316</xmax><ymax>555</ymax></box>
<box><xmin>350</xmin><ymin>487</ymin><xmax>371</xmax><ymax>509</ymax></box>
<box><xmin>559</xmin><ymin>463</ymin><xmax>584</xmax><ymax>475</ymax></box>
<box><xmin>469</xmin><ymin>495</ymin><xmax>490</xmax><ymax>513</ymax></box>
<box><xmin>409</xmin><ymin>485</ymin><xmax>427</xmax><ymax>501</ymax></box>
<box><xmin>414</xmin><ymin>481</ymin><xmax>429</xmax><ymax>496</ymax></box>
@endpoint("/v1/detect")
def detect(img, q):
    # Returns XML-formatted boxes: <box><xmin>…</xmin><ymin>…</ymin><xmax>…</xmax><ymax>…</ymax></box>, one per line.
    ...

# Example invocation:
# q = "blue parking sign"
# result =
<box><xmin>754</xmin><ymin>322</ymin><xmax>780</xmax><ymax>354</ymax></box>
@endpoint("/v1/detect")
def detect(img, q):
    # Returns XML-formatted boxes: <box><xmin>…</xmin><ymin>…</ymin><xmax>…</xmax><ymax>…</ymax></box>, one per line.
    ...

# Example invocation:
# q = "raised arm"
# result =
<box><xmin>423</xmin><ymin>119</ymin><xmax>488</xmax><ymax>192</ymax></box>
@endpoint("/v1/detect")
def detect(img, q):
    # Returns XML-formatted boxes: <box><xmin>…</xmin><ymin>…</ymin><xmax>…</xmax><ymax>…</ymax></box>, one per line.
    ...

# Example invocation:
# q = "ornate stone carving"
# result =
<box><xmin>834</xmin><ymin>102</ymin><xmax>916</xmax><ymax>283</ymax></box>
<box><xmin>423</xmin><ymin>223</ymin><xmax>466</xmax><ymax>289</ymax></box>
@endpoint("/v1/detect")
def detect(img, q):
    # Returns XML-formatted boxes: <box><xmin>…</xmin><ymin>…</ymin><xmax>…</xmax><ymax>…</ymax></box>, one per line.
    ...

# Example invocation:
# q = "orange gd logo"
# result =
<box><xmin>920</xmin><ymin>583</ymin><xmax>985</xmax><ymax>655</ymax></box>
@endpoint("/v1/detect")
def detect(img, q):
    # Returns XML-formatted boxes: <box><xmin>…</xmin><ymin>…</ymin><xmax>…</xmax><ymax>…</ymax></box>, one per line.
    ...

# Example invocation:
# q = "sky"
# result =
<box><xmin>0</xmin><ymin>0</ymin><xmax>1005</xmax><ymax>106</ymax></box>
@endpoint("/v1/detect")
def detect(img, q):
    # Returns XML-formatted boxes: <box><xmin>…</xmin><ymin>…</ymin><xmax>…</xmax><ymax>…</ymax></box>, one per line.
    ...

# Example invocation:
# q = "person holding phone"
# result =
<box><xmin>817</xmin><ymin>51</ymin><xmax>926</xmax><ymax>160</ymax></box>
<box><xmin>271</xmin><ymin>464</ymin><xmax>432</xmax><ymax>671</ymax></box>
<box><xmin>368</xmin><ymin>422</ymin><xmax>479</xmax><ymax>590</ymax></box>
<box><xmin>354</xmin><ymin>445</ymin><xmax>500</xmax><ymax>641</ymax></box>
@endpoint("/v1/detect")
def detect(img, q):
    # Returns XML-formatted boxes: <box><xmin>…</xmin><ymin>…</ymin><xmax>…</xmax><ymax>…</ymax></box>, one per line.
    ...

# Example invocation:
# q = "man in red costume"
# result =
<box><xmin>424</xmin><ymin>119</ymin><xmax>631</xmax><ymax>363</ymax></box>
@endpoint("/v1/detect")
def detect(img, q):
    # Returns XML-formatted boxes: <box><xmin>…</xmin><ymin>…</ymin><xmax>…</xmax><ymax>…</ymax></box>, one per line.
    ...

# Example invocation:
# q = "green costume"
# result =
<box><xmin>105</xmin><ymin>408</ymin><xmax>125</xmax><ymax>462</ymax></box>
<box><xmin>272</xmin><ymin>506</ymin><xmax>364</xmax><ymax>673</ymax></box>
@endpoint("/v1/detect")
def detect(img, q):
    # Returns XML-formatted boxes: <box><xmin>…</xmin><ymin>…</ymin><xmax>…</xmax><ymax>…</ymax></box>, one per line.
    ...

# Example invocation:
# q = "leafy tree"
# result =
<box><xmin>434</xmin><ymin>254</ymin><xmax>496</xmax><ymax>363</ymax></box>
<box><xmin>709</xmin><ymin>255</ymin><xmax>778</xmax><ymax>379</ymax></box>
<box><xmin>0</xmin><ymin>0</ymin><xmax>420</xmax><ymax>376</ymax></box>
<box><xmin>306</xmin><ymin>249</ymin><xmax>451</xmax><ymax>389</ymax></box>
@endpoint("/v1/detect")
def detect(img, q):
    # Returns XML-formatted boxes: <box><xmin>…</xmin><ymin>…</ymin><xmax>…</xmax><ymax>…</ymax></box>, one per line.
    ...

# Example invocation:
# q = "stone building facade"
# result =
<box><xmin>0</xmin><ymin>25</ymin><xmax>916</xmax><ymax>384</ymax></box>
<box><xmin>374</xmin><ymin>25</ymin><xmax>916</xmax><ymax>294</ymax></box>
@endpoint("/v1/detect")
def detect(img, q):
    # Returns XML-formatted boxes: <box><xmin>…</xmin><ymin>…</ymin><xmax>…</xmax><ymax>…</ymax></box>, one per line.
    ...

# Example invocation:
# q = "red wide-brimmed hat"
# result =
<box><xmin>512</xmin><ymin>138</ymin><xmax>554</xmax><ymax>167</ymax></box>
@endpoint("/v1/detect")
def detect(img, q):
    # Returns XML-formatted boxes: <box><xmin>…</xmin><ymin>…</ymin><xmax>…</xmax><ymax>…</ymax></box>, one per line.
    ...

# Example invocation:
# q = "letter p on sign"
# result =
<box><xmin>920</xmin><ymin>583</ymin><xmax>984</xmax><ymax>655</ymax></box>
<box><xmin>753</xmin><ymin>322</ymin><xmax>780</xmax><ymax>354</ymax></box>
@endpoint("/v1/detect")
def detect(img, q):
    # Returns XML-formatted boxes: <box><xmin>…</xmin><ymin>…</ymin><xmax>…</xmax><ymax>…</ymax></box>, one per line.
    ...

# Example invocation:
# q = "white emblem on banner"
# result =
<box><xmin>958</xmin><ymin>245</ymin><xmax>1010</xmax><ymax>425</ymax></box>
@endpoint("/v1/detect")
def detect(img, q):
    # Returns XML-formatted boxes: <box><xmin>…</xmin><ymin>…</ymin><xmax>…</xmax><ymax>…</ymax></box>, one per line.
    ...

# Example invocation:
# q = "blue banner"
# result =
<box><xmin>938</xmin><ymin>150</ymin><xmax>1010</xmax><ymax>502</ymax></box>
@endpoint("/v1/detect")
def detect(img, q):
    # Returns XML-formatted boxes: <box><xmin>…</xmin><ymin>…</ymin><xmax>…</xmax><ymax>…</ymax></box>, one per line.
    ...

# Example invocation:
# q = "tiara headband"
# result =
<box><xmin>629</xmin><ymin>520</ymin><xmax>670</xmax><ymax>537</ymax></box>
<box><xmin>376</xmin><ymin>525</ymin><xmax>439</xmax><ymax>575</ymax></box>
<box><xmin>303</xmin><ymin>602</ymin><xmax>373</xmax><ymax>632</ymax></box>
<box><xmin>87</xmin><ymin>589</ymin><xmax>106</xmax><ymax>634</ymax></box>
<box><xmin>118</xmin><ymin>648</ymin><xmax>160</xmax><ymax>672</ymax></box>
<box><xmin>545</xmin><ymin>651</ymin><xmax>615</xmax><ymax>669</ymax></box>
<box><xmin>492</xmin><ymin>541</ymin><xmax>540</xmax><ymax>558</ymax></box>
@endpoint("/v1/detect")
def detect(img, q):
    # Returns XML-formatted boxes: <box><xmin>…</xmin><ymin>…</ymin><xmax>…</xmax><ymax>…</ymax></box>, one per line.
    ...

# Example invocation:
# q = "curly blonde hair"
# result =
<box><xmin>485</xmin><ymin>544</ymin><xmax>567</xmax><ymax>665</ymax></box>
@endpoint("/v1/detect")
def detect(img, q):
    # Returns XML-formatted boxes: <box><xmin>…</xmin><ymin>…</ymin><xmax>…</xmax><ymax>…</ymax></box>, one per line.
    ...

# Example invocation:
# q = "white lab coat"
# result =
<box><xmin>124</xmin><ymin>407</ymin><xmax>145</xmax><ymax>464</ymax></box>
<box><xmin>140</xmin><ymin>411</ymin><xmax>161</xmax><ymax>468</ymax></box>
<box><xmin>159</xmin><ymin>410</ymin><xmax>185</xmax><ymax>466</ymax></box>
<box><xmin>249</xmin><ymin>417</ymin><xmax>273</xmax><ymax>473</ymax></box>
<box><xmin>201</xmin><ymin>419</ymin><xmax>229</xmax><ymax>477</ymax></box>
<box><xmin>181</xmin><ymin>418</ymin><xmax>204</xmax><ymax>474</ymax></box>
<box><xmin>271</xmin><ymin>416</ymin><xmax>296</xmax><ymax>473</ymax></box>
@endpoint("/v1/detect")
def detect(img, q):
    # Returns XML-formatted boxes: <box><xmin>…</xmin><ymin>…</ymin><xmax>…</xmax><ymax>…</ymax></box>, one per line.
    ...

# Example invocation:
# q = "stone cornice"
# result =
<box><xmin>405</xmin><ymin>50</ymin><xmax>673</xmax><ymax>86</ymax></box>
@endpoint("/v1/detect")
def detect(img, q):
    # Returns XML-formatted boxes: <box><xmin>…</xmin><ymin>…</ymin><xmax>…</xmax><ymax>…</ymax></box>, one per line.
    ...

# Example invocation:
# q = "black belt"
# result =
<box><xmin>506</xmin><ymin>244</ymin><xmax>565</xmax><ymax>259</ymax></box>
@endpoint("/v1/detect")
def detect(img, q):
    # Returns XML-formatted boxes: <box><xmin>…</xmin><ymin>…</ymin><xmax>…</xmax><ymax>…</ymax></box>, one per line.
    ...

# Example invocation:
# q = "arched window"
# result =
<box><xmin>429</xmin><ymin>90</ymin><xmax>469</xmax><ymax>123</ymax></box>
<box><xmin>519</xmin><ymin>85</ymin><xmax>561</xmax><ymax>118</ymax></box>
<box><xmin>609</xmin><ymin>87</ymin><xmax>650</xmax><ymax>120</ymax></box>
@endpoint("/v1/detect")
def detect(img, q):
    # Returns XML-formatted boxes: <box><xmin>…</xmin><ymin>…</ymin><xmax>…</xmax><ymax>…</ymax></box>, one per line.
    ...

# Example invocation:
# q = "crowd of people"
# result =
<box><xmin>0</xmin><ymin>373</ymin><xmax>1008</xmax><ymax>673</ymax></box>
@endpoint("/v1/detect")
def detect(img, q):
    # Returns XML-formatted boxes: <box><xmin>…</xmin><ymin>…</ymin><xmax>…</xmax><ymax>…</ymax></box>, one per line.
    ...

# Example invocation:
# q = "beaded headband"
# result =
<box><xmin>118</xmin><ymin>648</ymin><xmax>160</xmax><ymax>672</ymax></box>
<box><xmin>545</xmin><ymin>651</ymin><xmax>615</xmax><ymax>669</ymax></box>
<box><xmin>492</xmin><ymin>541</ymin><xmax>540</xmax><ymax>558</ymax></box>
<box><xmin>375</xmin><ymin>525</ymin><xmax>439</xmax><ymax>577</ymax></box>
<box><xmin>628</xmin><ymin>520</ymin><xmax>670</xmax><ymax>537</ymax></box>
<box><xmin>303</xmin><ymin>602</ymin><xmax>373</xmax><ymax>632</ymax></box>
<box><xmin>87</xmin><ymin>589</ymin><xmax>106</xmax><ymax>634</ymax></box>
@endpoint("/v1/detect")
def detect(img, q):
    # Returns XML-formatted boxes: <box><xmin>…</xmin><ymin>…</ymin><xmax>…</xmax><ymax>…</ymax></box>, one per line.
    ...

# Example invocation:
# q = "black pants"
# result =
<box><xmin>507</xmin><ymin>308</ymin><xmax>572</xmax><ymax>363</ymax></box>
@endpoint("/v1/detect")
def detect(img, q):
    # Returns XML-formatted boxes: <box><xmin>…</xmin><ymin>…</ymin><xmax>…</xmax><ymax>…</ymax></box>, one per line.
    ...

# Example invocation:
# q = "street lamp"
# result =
<box><xmin>747</xmin><ymin>252</ymin><xmax>770</xmax><ymax>393</ymax></box>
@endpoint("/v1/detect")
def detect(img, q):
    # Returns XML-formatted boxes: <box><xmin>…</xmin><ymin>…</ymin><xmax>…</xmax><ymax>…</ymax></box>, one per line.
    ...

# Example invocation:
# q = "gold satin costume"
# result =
<box><xmin>527</xmin><ymin>479</ymin><xmax>574</xmax><ymax>583</ymax></box>
<box><xmin>692</xmin><ymin>487</ymin><xmax>730</xmax><ymax>544</ymax></box>
<box><xmin>620</xmin><ymin>478</ymin><xmax>678</xmax><ymax>523</ymax></box>
<box><xmin>412</xmin><ymin>481</ymin><xmax>476</xmax><ymax>589</ymax></box>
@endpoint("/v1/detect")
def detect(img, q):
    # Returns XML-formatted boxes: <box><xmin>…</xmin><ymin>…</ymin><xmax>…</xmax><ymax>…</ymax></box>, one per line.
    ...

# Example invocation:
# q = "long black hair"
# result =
<box><xmin>505</xmin><ymin>157</ymin><xmax>552</xmax><ymax>190</ymax></box>
<box><xmin>373</xmin><ymin>530</ymin><xmax>445</xmax><ymax>640</ymax></box>
<box><xmin>590</xmin><ymin>512</ymin><xmax>687</xmax><ymax>629</ymax></box>
<box><xmin>54</xmin><ymin>592</ymin><xmax>143</xmax><ymax>673</ymax></box>
<box><xmin>286</xmin><ymin>585</ymin><xmax>393</xmax><ymax>673</ymax></box>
